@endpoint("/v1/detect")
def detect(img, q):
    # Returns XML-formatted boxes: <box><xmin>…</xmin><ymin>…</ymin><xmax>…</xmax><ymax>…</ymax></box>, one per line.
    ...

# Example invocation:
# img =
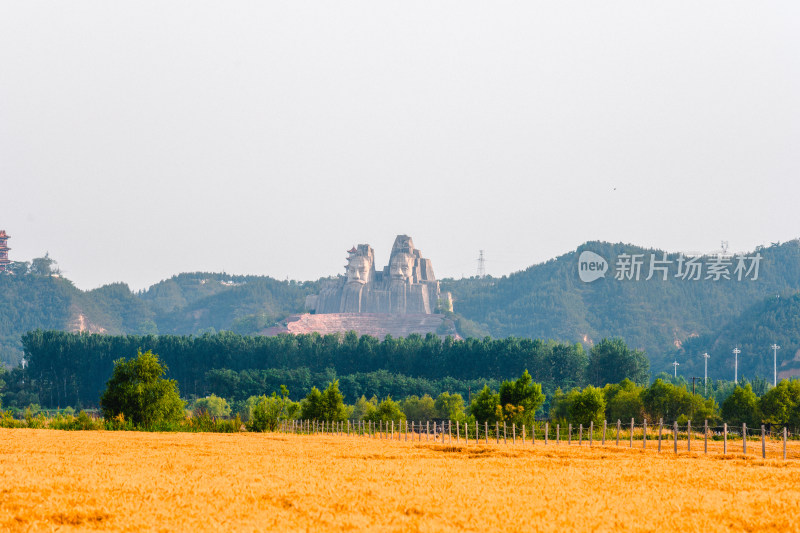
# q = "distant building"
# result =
<box><xmin>0</xmin><ymin>230</ymin><xmax>10</xmax><ymax>272</ymax></box>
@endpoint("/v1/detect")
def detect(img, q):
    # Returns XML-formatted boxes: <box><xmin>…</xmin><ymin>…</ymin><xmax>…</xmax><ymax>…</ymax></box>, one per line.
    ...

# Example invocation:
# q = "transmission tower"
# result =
<box><xmin>477</xmin><ymin>250</ymin><xmax>486</xmax><ymax>278</ymax></box>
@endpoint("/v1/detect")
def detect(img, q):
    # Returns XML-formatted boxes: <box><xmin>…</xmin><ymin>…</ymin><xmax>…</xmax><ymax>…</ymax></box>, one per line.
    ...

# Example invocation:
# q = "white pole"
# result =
<box><xmin>703</xmin><ymin>352</ymin><xmax>710</xmax><ymax>395</ymax></box>
<box><xmin>771</xmin><ymin>344</ymin><xmax>780</xmax><ymax>387</ymax></box>
<box><xmin>733</xmin><ymin>347</ymin><xmax>741</xmax><ymax>383</ymax></box>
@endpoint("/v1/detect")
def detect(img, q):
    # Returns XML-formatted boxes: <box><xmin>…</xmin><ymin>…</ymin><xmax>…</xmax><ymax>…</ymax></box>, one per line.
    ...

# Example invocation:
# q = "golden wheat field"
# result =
<box><xmin>1</xmin><ymin>429</ymin><xmax>799</xmax><ymax>532</ymax></box>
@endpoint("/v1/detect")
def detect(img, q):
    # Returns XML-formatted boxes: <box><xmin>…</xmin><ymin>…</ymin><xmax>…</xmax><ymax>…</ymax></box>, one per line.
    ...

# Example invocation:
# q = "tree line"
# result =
<box><xmin>18</xmin><ymin>331</ymin><xmax>648</xmax><ymax>408</ymax></box>
<box><xmin>4</xmin><ymin>348</ymin><xmax>799</xmax><ymax>433</ymax></box>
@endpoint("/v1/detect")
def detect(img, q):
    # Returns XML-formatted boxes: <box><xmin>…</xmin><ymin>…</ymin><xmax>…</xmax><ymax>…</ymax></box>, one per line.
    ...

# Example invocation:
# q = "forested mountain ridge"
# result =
<box><xmin>1</xmin><ymin>240</ymin><xmax>799</xmax><ymax>378</ymax></box>
<box><xmin>679</xmin><ymin>292</ymin><xmax>800</xmax><ymax>381</ymax></box>
<box><xmin>0</xmin><ymin>270</ymin><xmax>317</xmax><ymax>365</ymax></box>
<box><xmin>441</xmin><ymin>239</ymin><xmax>800</xmax><ymax>375</ymax></box>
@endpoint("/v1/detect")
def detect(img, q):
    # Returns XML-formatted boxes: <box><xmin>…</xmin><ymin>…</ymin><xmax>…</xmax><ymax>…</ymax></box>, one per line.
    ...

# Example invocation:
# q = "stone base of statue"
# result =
<box><xmin>262</xmin><ymin>313</ymin><xmax>459</xmax><ymax>340</ymax></box>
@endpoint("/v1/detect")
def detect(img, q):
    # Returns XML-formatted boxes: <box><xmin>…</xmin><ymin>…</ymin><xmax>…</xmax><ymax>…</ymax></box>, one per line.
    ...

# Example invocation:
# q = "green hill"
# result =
<box><xmin>441</xmin><ymin>239</ymin><xmax>800</xmax><ymax>373</ymax></box>
<box><xmin>2</xmin><ymin>239</ymin><xmax>799</xmax><ymax>377</ymax></box>
<box><xmin>678</xmin><ymin>292</ymin><xmax>800</xmax><ymax>382</ymax></box>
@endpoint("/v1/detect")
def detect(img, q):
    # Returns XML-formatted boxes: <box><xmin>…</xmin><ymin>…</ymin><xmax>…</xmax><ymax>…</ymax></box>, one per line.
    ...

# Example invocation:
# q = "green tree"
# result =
<box><xmin>641</xmin><ymin>379</ymin><xmax>718</xmax><ymax>424</ymax></box>
<box><xmin>99</xmin><ymin>349</ymin><xmax>185</xmax><ymax>428</ymax></box>
<box><xmin>468</xmin><ymin>385</ymin><xmax>501</xmax><ymax>424</ymax></box>
<box><xmin>402</xmin><ymin>394</ymin><xmax>437</xmax><ymax>422</ymax></box>
<box><xmin>603</xmin><ymin>379</ymin><xmax>645</xmax><ymax>422</ymax></box>
<box><xmin>497</xmin><ymin>370</ymin><xmax>546</xmax><ymax>426</ymax></box>
<box><xmin>567</xmin><ymin>385</ymin><xmax>606</xmax><ymax>426</ymax></box>
<box><xmin>434</xmin><ymin>392</ymin><xmax>466</xmax><ymax>422</ymax></box>
<box><xmin>548</xmin><ymin>388</ymin><xmax>571</xmax><ymax>422</ymax></box>
<box><xmin>351</xmin><ymin>395</ymin><xmax>377</xmax><ymax>421</ymax></box>
<box><xmin>364</xmin><ymin>397</ymin><xmax>406</xmax><ymax>424</ymax></box>
<box><xmin>30</xmin><ymin>253</ymin><xmax>58</xmax><ymax>276</ymax></box>
<box><xmin>193</xmin><ymin>394</ymin><xmax>231</xmax><ymax>417</ymax></box>
<box><xmin>300</xmin><ymin>380</ymin><xmax>348</xmax><ymax>421</ymax></box>
<box><xmin>588</xmin><ymin>338</ymin><xmax>650</xmax><ymax>386</ymax></box>
<box><xmin>249</xmin><ymin>395</ymin><xmax>277</xmax><ymax>431</ymax></box>
<box><xmin>720</xmin><ymin>384</ymin><xmax>759</xmax><ymax>427</ymax></box>
<box><xmin>759</xmin><ymin>379</ymin><xmax>800</xmax><ymax>426</ymax></box>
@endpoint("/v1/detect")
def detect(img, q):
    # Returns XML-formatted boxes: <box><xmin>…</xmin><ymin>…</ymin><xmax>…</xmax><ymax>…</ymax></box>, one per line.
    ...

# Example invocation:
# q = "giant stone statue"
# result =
<box><xmin>306</xmin><ymin>235</ymin><xmax>452</xmax><ymax>315</ymax></box>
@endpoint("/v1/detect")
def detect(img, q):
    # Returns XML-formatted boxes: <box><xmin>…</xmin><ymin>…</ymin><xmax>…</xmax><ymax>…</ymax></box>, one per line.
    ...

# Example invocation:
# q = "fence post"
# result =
<box><xmin>426</xmin><ymin>421</ymin><xmax>430</xmax><ymax>442</ymax></box>
<box><xmin>673</xmin><ymin>421</ymin><xmax>678</xmax><ymax>454</ymax></box>
<box><xmin>456</xmin><ymin>421</ymin><xmax>460</xmax><ymax>443</ymax></box>
<box><xmin>630</xmin><ymin>418</ymin><xmax>634</xmax><ymax>448</ymax></box>
<box><xmin>687</xmin><ymin>420</ymin><xmax>691</xmax><ymax>453</ymax></box>
<box><xmin>590</xmin><ymin>421</ymin><xmax>593</xmax><ymax>447</ymax></box>
<box><xmin>545</xmin><ymin>422</ymin><xmax>549</xmax><ymax>445</ymax></box>
<box><xmin>504</xmin><ymin>422</ymin><xmax>508</xmax><ymax>444</ymax></box>
<box><xmin>723</xmin><ymin>423</ymin><xmax>727</xmax><ymax>455</ymax></box>
<box><xmin>658</xmin><ymin>418</ymin><xmax>663</xmax><ymax>453</ymax></box>
<box><xmin>783</xmin><ymin>427</ymin><xmax>787</xmax><ymax>460</ymax></box>
<box><xmin>603</xmin><ymin>420</ymin><xmax>607</xmax><ymax>445</ymax></box>
<box><xmin>569</xmin><ymin>423</ymin><xmax>572</xmax><ymax>445</ymax></box>
<box><xmin>743</xmin><ymin>423</ymin><xmax>747</xmax><ymax>455</ymax></box>
<box><xmin>579</xmin><ymin>424</ymin><xmax>583</xmax><ymax>446</ymax></box>
<box><xmin>496</xmin><ymin>422</ymin><xmax>500</xmax><ymax>444</ymax></box>
<box><xmin>761</xmin><ymin>425</ymin><xmax>766</xmax><ymax>459</ymax></box>
<box><xmin>392</xmin><ymin>420</ymin><xmax>395</xmax><ymax>440</ymax></box>
<box><xmin>704</xmin><ymin>420</ymin><xmax>708</xmax><ymax>454</ymax></box>
<box><xmin>616</xmin><ymin>419</ymin><xmax>621</xmax><ymax>446</ymax></box>
<box><xmin>556</xmin><ymin>424</ymin><xmax>560</xmax><ymax>445</ymax></box>
<box><xmin>532</xmin><ymin>423</ymin><xmax>536</xmax><ymax>446</ymax></box>
<box><xmin>642</xmin><ymin>419</ymin><xmax>646</xmax><ymax>449</ymax></box>
<box><xmin>512</xmin><ymin>423</ymin><xmax>516</xmax><ymax>445</ymax></box>
<box><xmin>485</xmin><ymin>421</ymin><xmax>488</xmax><ymax>444</ymax></box>
<box><xmin>522</xmin><ymin>424</ymin><xmax>525</xmax><ymax>445</ymax></box>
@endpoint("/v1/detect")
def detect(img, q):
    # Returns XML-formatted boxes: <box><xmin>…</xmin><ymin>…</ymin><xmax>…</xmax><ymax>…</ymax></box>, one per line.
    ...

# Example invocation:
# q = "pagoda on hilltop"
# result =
<box><xmin>0</xmin><ymin>230</ymin><xmax>9</xmax><ymax>272</ymax></box>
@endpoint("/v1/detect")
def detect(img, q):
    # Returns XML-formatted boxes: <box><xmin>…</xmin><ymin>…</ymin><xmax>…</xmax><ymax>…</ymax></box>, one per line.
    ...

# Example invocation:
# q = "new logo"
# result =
<box><xmin>578</xmin><ymin>251</ymin><xmax>608</xmax><ymax>283</ymax></box>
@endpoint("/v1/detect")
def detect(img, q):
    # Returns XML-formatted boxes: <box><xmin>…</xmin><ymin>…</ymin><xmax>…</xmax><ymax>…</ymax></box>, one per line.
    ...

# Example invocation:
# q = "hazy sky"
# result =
<box><xmin>1</xmin><ymin>2</ymin><xmax>798</xmax><ymax>291</ymax></box>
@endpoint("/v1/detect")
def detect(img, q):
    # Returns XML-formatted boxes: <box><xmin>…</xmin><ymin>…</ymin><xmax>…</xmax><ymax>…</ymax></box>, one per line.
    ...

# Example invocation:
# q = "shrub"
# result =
<box><xmin>193</xmin><ymin>394</ymin><xmax>232</xmax><ymax>418</ymax></box>
<box><xmin>100</xmin><ymin>350</ymin><xmax>185</xmax><ymax>429</ymax></box>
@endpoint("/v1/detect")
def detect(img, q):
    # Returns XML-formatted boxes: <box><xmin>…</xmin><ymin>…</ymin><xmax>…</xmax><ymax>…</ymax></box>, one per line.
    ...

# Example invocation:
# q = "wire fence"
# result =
<box><xmin>278</xmin><ymin>418</ymin><xmax>800</xmax><ymax>460</ymax></box>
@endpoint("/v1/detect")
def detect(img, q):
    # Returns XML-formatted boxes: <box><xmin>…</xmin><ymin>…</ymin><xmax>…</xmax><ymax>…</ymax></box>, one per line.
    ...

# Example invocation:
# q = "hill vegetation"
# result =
<box><xmin>1</xmin><ymin>239</ymin><xmax>799</xmax><ymax>383</ymax></box>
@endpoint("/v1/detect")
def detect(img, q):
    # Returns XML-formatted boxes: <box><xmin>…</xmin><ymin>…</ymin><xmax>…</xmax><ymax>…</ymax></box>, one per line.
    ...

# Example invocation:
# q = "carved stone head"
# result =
<box><xmin>346</xmin><ymin>245</ymin><xmax>374</xmax><ymax>285</ymax></box>
<box><xmin>389</xmin><ymin>252</ymin><xmax>415</xmax><ymax>282</ymax></box>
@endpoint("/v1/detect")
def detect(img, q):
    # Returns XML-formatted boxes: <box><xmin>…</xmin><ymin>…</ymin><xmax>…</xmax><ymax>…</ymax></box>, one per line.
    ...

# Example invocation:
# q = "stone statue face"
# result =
<box><xmin>346</xmin><ymin>255</ymin><xmax>371</xmax><ymax>285</ymax></box>
<box><xmin>389</xmin><ymin>252</ymin><xmax>414</xmax><ymax>282</ymax></box>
